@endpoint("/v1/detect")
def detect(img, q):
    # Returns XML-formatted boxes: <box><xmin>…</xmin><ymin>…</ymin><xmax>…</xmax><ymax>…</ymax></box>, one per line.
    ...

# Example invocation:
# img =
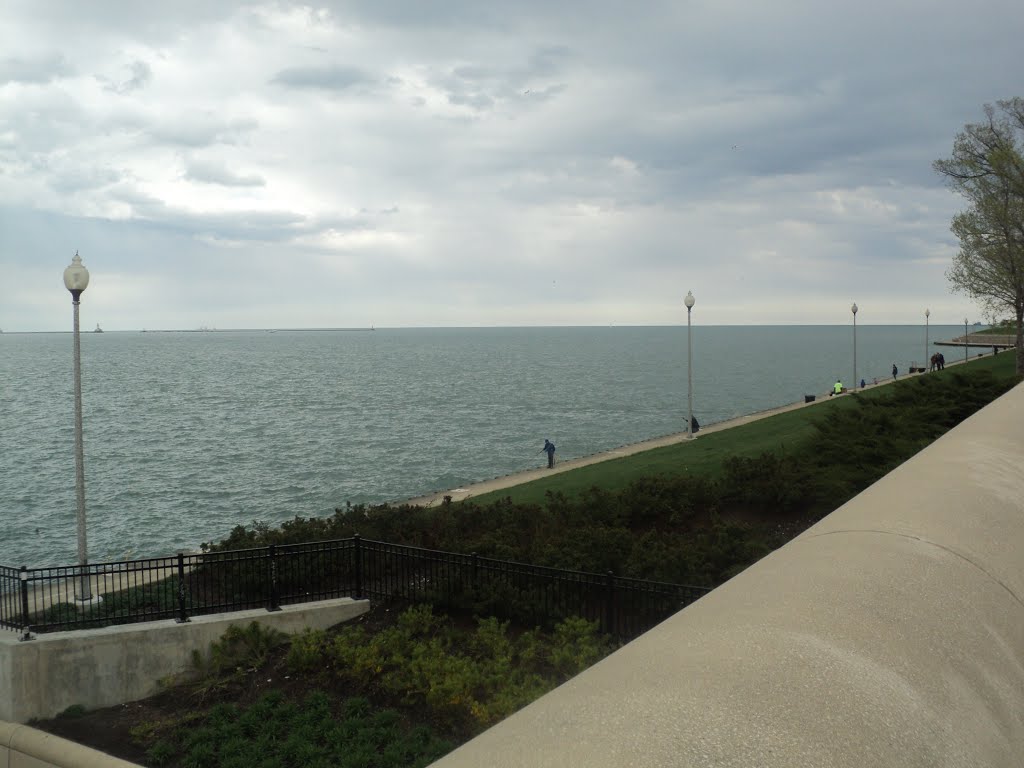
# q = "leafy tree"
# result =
<box><xmin>934</xmin><ymin>98</ymin><xmax>1024</xmax><ymax>373</ymax></box>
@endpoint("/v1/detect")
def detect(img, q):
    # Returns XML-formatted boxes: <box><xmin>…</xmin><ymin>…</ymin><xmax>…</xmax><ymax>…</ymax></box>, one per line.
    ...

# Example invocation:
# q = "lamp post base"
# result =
<box><xmin>73</xmin><ymin>594</ymin><xmax>104</xmax><ymax>610</ymax></box>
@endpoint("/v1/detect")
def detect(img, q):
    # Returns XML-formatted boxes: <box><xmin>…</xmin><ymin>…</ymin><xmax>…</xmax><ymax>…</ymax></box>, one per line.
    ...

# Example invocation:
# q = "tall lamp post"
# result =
<box><xmin>851</xmin><ymin>302</ymin><xmax>858</xmax><ymax>389</ymax></box>
<box><xmin>925</xmin><ymin>308</ymin><xmax>930</xmax><ymax>370</ymax></box>
<box><xmin>63</xmin><ymin>253</ymin><xmax>95</xmax><ymax>604</ymax></box>
<box><xmin>685</xmin><ymin>290</ymin><xmax>695</xmax><ymax>439</ymax></box>
<box><xmin>964</xmin><ymin>317</ymin><xmax>969</xmax><ymax>363</ymax></box>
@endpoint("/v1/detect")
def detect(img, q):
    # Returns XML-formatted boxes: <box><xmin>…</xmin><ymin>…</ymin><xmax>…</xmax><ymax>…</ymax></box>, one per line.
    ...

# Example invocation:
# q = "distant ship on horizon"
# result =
<box><xmin>94</xmin><ymin>323</ymin><xmax>104</xmax><ymax>333</ymax></box>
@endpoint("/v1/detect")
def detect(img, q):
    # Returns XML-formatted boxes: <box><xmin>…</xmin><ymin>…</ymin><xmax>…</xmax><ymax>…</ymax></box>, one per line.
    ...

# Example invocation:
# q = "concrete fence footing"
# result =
<box><xmin>0</xmin><ymin>597</ymin><xmax>369</xmax><ymax>725</ymax></box>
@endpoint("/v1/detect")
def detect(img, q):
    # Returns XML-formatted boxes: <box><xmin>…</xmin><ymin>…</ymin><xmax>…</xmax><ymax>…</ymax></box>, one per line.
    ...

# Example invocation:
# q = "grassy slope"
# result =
<box><xmin>975</xmin><ymin>323</ymin><xmax>1019</xmax><ymax>335</ymax></box>
<box><xmin>468</xmin><ymin>352</ymin><xmax>1016</xmax><ymax>507</ymax></box>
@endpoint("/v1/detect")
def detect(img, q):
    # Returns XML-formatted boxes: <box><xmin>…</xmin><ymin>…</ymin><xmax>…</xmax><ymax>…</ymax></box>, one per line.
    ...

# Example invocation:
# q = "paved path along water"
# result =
<box><xmin>401</xmin><ymin>358</ymin><xmax>977</xmax><ymax>508</ymax></box>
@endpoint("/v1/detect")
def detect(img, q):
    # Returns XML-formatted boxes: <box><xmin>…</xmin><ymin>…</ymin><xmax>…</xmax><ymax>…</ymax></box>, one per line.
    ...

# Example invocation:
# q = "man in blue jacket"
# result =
<box><xmin>542</xmin><ymin>439</ymin><xmax>556</xmax><ymax>468</ymax></box>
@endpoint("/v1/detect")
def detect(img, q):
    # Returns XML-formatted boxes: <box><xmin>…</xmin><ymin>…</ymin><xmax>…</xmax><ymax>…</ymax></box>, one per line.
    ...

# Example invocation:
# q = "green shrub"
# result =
<box><xmin>548</xmin><ymin>617</ymin><xmax>613</xmax><ymax>679</ymax></box>
<box><xmin>41</xmin><ymin>603</ymin><xmax>79</xmax><ymax>626</ymax></box>
<box><xmin>309</xmin><ymin>606</ymin><xmax>615</xmax><ymax>733</ymax></box>
<box><xmin>185</xmin><ymin>622</ymin><xmax>291</xmax><ymax>702</ymax></box>
<box><xmin>57</xmin><ymin>703</ymin><xmax>87</xmax><ymax>719</ymax></box>
<box><xmin>286</xmin><ymin>628</ymin><xmax>330</xmax><ymax>674</ymax></box>
<box><xmin>198</xmin><ymin>621</ymin><xmax>287</xmax><ymax>676</ymax></box>
<box><xmin>145</xmin><ymin>739</ymin><xmax>177</xmax><ymax>767</ymax></box>
<box><xmin>152</xmin><ymin>689</ymin><xmax>450</xmax><ymax>768</ymax></box>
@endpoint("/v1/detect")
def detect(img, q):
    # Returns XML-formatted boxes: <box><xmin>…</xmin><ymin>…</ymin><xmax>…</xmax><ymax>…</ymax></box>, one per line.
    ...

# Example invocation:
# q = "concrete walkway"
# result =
<box><xmin>937</xmin><ymin>332</ymin><xmax>1015</xmax><ymax>349</ymax></box>
<box><xmin>400</xmin><ymin>352</ymin><xmax>988</xmax><ymax>508</ymax></box>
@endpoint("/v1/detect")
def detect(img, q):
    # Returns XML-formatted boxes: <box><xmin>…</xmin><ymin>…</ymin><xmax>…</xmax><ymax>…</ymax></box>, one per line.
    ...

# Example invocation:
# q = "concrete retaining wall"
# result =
<box><xmin>428</xmin><ymin>382</ymin><xmax>1024</xmax><ymax>767</ymax></box>
<box><xmin>0</xmin><ymin>720</ymin><xmax>140</xmax><ymax>767</ymax></box>
<box><xmin>0</xmin><ymin>597</ymin><xmax>368</xmax><ymax>724</ymax></box>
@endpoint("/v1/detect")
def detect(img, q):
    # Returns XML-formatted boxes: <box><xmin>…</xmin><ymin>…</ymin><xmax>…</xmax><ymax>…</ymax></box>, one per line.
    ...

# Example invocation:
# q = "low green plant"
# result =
<box><xmin>149</xmin><ymin>690</ymin><xmax>451</xmax><ymax>768</ymax></box>
<box><xmin>145</xmin><ymin>738</ymin><xmax>178</xmax><ymax>767</ymax></box>
<box><xmin>41</xmin><ymin>603</ymin><xmax>79</xmax><ymax>626</ymax></box>
<box><xmin>285</xmin><ymin>628</ymin><xmax>330</xmax><ymax>674</ymax></box>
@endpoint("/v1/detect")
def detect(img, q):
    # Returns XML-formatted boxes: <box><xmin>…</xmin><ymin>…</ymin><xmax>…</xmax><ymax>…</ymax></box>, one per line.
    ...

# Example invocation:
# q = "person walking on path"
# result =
<box><xmin>892</xmin><ymin>363</ymin><xmax>898</xmax><ymax>380</ymax></box>
<box><xmin>542</xmin><ymin>439</ymin><xmax>556</xmax><ymax>468</ymax></box>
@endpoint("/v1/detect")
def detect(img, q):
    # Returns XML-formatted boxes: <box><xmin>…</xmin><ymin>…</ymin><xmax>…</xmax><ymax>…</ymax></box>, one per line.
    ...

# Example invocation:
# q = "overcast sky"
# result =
<box><xmin>1</xmin><ymin>1</ymin><xmax>1019</xmax><ymax>331</ymax></box>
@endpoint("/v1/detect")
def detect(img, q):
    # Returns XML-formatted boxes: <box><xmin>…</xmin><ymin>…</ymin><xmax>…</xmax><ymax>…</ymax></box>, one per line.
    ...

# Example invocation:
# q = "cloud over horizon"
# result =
<box><xmin>1</xmin><ymin>1</ymin><xmax>1019</xmax><ymax>331</ymax></box>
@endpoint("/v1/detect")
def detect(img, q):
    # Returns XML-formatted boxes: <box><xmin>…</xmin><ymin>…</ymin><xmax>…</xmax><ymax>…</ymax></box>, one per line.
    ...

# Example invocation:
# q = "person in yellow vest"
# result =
<box><xmin>831</xmin><ymin>379</ymin><xmax>843</xmax><ymax>396</ymax></box>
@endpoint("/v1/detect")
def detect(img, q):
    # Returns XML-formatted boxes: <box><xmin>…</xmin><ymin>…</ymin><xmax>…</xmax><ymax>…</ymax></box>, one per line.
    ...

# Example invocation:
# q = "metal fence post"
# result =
<box><xmin>175</xmin><ymin>553</ymin><xmax>190</xmax><ymax>623</ymax></box>
<box><xmin>471</xmin><ymin>552</ymin><xmax>478</xmax><ymax>591</ymax></box>
<box><xmin>267</xmin><ymin>545</ymin><xmax>281</xmax><ymax>611</ymax></box>
<box><xmin>603</xmin><ymin>571</ymin><xmax>615</xmax><ymax>635</ymax></box>
<box><xmin>19</xmin><ymin>567</ymin><xmax>33</xmax><ymax>641</ymax></box>
<box><xmin>353</xmin><ymin>535</ymin><xmax>363</xmax><ymax>599</ymax></box>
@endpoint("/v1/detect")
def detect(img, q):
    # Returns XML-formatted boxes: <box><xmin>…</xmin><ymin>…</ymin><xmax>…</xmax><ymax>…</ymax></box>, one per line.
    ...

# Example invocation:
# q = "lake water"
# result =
<box><xmin>0</xmin><ymin>325</ymin><xmax>965</xmax><ymax>566</ymax></box>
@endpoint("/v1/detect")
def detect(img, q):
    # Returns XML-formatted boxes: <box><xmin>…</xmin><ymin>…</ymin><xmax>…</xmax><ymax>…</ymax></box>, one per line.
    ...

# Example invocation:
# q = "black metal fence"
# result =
<box><xmin>1</xmin><ymin>537</ymin><xmax>710</xmax><ymax>640</ymax></box>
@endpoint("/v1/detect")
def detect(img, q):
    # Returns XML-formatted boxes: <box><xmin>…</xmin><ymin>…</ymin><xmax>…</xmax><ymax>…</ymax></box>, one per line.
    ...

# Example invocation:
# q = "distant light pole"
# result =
<box><xmin>685</xmin><ymin>291</ymin><xmax>695</xmax><ymax>439</ymax></box>
<box><xmin>851</xmin><ymin>302</ymin><xmax>858</xmax><ymax>389</ymax></box>
<box><xmin>925</xmin><ymin>308</ymin><xmax>930</xmax><ymax>371</ymax></box>
<box><xmin>964</xmin><ymin>317</ymin><xmax>969</xmax><ymax>363</ymax></box>
<box><xmin>63</xmin><ymin>253</ymin><xmax>95</xmax><ymax>604</ymax></box>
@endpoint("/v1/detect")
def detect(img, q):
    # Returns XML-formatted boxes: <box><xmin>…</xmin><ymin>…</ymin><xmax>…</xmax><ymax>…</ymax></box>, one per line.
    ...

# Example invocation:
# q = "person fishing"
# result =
<box><xmin>831</xmin><ymin>379</ymin><xmax>843</xmax><ymax>397</ymax></box>
<box><xmin>541</xmin><ymin>439</ymin><xmax>556</xmax><ymax>468</ymax></box>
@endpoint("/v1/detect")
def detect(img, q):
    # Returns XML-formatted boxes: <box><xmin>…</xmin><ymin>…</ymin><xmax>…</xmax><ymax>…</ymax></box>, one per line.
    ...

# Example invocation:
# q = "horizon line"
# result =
<box><xmin>0</xmin><ymin>321</ymin><xmax>993</xmax><ymax>334</ymax></box>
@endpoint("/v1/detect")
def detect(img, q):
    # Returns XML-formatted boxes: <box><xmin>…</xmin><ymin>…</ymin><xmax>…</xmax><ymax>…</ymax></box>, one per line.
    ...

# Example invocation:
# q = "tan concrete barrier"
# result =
<box><xmin>0</xmin><ymin>597</ymin><xmax>368</xmax><ymax>724</ymax></box>
<box><xmin>0</xmin><ymin>720</ymin><xmax>141</xmax><ymax>767</ymax></box>
<box><xmin>428</xmin><ymin>382</ymin><xmax>1024</xmax><ymax>767</ymax></box>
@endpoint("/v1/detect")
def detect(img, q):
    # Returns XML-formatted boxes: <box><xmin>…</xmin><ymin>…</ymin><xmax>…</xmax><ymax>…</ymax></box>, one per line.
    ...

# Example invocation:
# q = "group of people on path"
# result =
<box><xmin>830</xmin><ymin>357</ymin><xmax>941</xmax><ymax>397</ymax></box>
<box><xmin>541</xmin><ymin>348</ymin><xmax>966</xmax><ymax>472</ymax></box>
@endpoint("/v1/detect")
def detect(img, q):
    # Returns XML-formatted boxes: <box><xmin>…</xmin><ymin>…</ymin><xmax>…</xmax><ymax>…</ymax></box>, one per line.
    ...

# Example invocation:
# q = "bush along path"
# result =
<box><xmin>210</xmin><ymin>363</ymin><xmax>1020</xmax><ymax>588</ymax></box>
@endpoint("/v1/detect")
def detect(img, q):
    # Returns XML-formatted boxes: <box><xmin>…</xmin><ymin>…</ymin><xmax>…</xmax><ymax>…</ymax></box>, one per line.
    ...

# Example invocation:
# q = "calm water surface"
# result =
<box><xmin>0</xmin><ymin>325</ymin><xmax>964</xmax><ymax>566</ymax></box>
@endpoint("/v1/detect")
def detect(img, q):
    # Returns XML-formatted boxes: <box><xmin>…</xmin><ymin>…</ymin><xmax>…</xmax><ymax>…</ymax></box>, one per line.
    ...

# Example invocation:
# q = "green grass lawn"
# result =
<box><xmin>467</xmin><ymin>351</ymin><xmax>1018</xmax><ymax>507</ymax></box>
<box><xmin>975</xmin><ymin>322</ymin><xmax>1020</xmax><ymax>335</ymax></box>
